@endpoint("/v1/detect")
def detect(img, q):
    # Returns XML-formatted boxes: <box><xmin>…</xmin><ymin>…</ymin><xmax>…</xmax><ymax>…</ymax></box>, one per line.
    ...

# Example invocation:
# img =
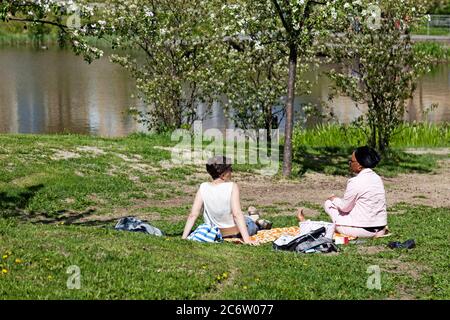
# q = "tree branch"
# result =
<box><xmin>8</xmin><ymin>17</ymin><xmax>69</xmax><ymax>33</ymax></box>
<box><xmin>271</xmin><ymin>0</ymin><xmax>292</xmax><ymax>34</ymax></box>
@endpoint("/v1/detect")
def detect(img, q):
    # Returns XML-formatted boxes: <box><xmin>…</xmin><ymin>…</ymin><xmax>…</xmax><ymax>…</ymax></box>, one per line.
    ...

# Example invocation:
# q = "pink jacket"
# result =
<box><xmin>332</xmin><ymin>168</ymin><xmax>387</xmax><ymax>227</ymax></box>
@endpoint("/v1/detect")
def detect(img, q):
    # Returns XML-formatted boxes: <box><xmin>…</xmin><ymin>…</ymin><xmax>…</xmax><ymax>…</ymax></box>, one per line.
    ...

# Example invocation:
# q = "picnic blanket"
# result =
<box><xmin>250</xmin><ymin>227</ymin><xmax>301</xmax><ymax>245</ymax></box>
<box><xmin>223</xmin><ymin>227</ymin><xmax>357</xmax><ymax>245</ymax></box>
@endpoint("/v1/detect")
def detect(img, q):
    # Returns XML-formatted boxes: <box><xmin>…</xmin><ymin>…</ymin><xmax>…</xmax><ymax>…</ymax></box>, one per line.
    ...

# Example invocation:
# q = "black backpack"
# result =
<box><xmin>273</xmin><ymin>227</ymin><xmax>339</xmax><ymax>254</ymax></box>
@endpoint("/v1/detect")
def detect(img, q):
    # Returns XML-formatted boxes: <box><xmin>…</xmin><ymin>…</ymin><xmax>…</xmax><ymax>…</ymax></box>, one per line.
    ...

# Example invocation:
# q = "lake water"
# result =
<box><xmin>1</xmin><ymin>46</ymin><xmax>449</xmax><ymax>137</ymax></box>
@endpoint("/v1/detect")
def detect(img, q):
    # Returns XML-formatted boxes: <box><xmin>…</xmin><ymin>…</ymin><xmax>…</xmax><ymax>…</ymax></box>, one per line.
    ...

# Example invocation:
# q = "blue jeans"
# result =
<box><xmin>245</xmin><ymin>216</ymin><xmax>259</xmax><ymax>236</ymax></box>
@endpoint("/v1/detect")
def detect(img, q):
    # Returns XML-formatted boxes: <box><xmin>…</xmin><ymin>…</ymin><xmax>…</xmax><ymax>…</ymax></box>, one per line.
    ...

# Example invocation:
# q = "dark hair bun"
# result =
<box><xmin>206</xmin><ymin>155</ymin><xmax>232</xmax><ymax>179</ymax></box>
<box><xmin>354</xmin><ymin>146</ymin><xmax>381</xmax><ymax>168</ymax></box>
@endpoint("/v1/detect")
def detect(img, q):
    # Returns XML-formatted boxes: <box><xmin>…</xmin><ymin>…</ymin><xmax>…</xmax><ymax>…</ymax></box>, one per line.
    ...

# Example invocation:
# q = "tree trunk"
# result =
<box><xmin>370</xmin><ymin>124</ymin><xmax>377</xmax><ymax>149</ymax></box>
<box><xmin>264</xmin><ymin>103</ymin><xmax>273</xmax><ymax>152</ymax></box>
<box><xmin>282</xmin><ymin>44</ymin><xmax>298</xmax><ymax>177</ymax></box>
<box><xmin>378</xmin><ymin>127</ymin><xmax>389</xmax><ymax>153</ymax></box>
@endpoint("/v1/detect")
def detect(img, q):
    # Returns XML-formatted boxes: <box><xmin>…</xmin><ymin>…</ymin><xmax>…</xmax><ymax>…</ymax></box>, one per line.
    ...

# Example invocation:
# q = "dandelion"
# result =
<box><xmin>15</xmin><ymin>259</ymin><xmax>23</xmax><ymax>264</ymax></box>
<box><xmin>1</xmin><ymin>269</ymin><xmax>8</xmax><ymax>274</ymax></box>
<box><xmin>2</xmin><ymin>255</ymin><xmax>8</xmax><ymax>260</ymax></box>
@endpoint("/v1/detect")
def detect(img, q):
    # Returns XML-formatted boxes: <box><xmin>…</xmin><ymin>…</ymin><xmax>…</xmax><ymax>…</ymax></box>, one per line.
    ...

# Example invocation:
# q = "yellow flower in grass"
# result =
<box><xmin>15</xmin><ymin>258</ymin><xmax>23</xmax><ymax>264</ymax></box>
<box><xmin>1</xmin><ymin>268</ymin><xmax>8</xmax><ymax>274</ymax></box>
<box><xmin>2</xmin><ymin>255</ymin><xmax>8</xmax><ymax>260</ymax></box>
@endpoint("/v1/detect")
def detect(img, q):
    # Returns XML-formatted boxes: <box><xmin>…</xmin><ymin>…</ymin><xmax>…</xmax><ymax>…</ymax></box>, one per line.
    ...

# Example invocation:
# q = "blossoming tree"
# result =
<box><xmin>1</xmin><ymin>0</ymin><xmax>225</xmax><ymax>132</ymax></box>
<box><xmin>327</xmin><ymin>0</ymin><xmax>434</xmax><ymax>152</ymax></box>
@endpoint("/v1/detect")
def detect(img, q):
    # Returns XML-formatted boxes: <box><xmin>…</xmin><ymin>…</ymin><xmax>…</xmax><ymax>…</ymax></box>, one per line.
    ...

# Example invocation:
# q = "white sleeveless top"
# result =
<box><xmin>199</xmin><ymin>182</ymin><xmax>235</xmax><ymax>228</ymax></box>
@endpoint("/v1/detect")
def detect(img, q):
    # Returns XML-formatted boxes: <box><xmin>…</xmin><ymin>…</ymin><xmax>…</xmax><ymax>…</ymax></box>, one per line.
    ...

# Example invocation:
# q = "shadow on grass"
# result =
<box><xmin>294</xmin><ymin>146</ymin><xmax>354</xmax><ymax>176</ymax></box>
<box><xmin>30</xmin><ymin>208</ymin><xmax>98</xmax><ymax>225</ymax></box>
<box><xmin>293</xmin><ymin>146</ymin><xmax>437</xmax><ymax>177</ymax></box>
<box><xmin>18</xmin><ymin>207</ymin><xmax>186</xmax><ymax>237</ymax></box>
<box><xmin>0</xmin><ymin>184</ymin><xmax>44</xmax><ymax>218</ymax></box>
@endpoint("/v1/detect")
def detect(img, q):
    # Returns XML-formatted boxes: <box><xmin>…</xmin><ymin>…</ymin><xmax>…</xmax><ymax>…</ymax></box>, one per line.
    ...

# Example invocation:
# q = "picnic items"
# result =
<box><xmin>247</xmin><ymin>206</ymin><xmax>273</xmax><ymax>230</ymax></box>
<box><xmin>256</xmin><ymin>219</ymin><xmax>273</xmax><ymax>230</ymax></box>
<box><xmin>224</xmin><ymin>226</ymin><xmax>358</xmax><ymax>246</ymax></box>
<box><xmin>187</xmin><ymin>223</ymin><xmax>223</xmax><ymax>243</ymax></box>
<box><xmin>333</xmin><ymin>232</ymin><xmax>357</xmax><ymax>244</ymax></box>
<box><xmin>299</xmin><ymin>220</ymin><xmax>335</xmax><ymax>239</ymax></box>
<box><xmin>273</xmin><ymin>227</ymin><xmax>339</xmax><ymax>254</ymax></box>
<box><xmin>187</xmin><ymin>205</ymin><xmax>223</xmax><ymax>243</ymax></box>
<box><xmin>247</xmin><ymin>227</ymin><xmax>301</xmax><ymax>245</ymax></box>
<box><xmin>388</xmin><ymin>239</ymin><xmax>416</xmax><ymax>249</ymax></box>
<box><xmin>374</xmin><ymin>226</ymin><xmax>392</xmax><ymax>238</ymax></box>
<box><xmin>115</xmin><ymin>217</ymin><xmax>164</xmax><ymax>236</ymax></box>
<box><xmin>334</xmin><ymin>235</ymin><xmax>350</xmax><ymax>245</ymax></box>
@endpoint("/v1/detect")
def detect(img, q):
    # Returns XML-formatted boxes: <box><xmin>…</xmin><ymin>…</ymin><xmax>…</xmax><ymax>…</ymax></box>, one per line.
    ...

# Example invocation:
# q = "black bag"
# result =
<box><xmin>295</xmin><ymin>237</ymin><xmax>338</xmax><ymax>253</ymax></box>
<box><xmin>273</xmin><ymin>227</ymin><xmax>338</xmax><ymax>254</ymax></box>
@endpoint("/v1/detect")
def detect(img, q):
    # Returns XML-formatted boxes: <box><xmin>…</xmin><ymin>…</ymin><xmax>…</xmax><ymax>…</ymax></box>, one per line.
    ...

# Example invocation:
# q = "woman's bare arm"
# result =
<box><xmin>182</xmin><ymin>188</ymin><xmax>203</xmax><ymax>239</ymax></box>
<box><xmin>231</xmin><ymin>182</ymin><xmax>253</xmax><ymax>244</ymax></box>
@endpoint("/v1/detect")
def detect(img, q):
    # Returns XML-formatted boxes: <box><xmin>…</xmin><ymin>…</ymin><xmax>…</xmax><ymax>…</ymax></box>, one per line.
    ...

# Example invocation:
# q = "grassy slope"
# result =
<box><xmin>0</xmin><ymin>132</ymin><xmax>444</xmax><ymax>215</ymax></box>
<box><xmin>0</xmin><ymin>132</ymin><xmax>449</xmax><ymax>299</ymax></box>
<box><xmin>1</xmin><ymin>206</ymin><xmax>449</xmax><ymax>299</ymax></box>
<box><xmin>0</xmin><ymin>133</ymin><xmax>191</xmax><ymax>217</ymax></box>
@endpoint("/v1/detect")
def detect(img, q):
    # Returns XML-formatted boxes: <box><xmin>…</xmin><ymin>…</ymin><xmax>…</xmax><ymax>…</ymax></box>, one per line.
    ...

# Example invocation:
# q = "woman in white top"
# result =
<box><xmin>182</xmin><ymin>156</ymin><xmax>257</xmax><ymax>244</ymax></box>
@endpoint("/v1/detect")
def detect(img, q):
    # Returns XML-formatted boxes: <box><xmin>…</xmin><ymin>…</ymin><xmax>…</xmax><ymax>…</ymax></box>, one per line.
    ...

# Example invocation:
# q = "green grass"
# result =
<box><xmin>0</xmin><ymin>133</ymin><xmax>188</xmax><ymax>217</ymax></box>
<box><xmin>291</xmin><ymin>123</ymin><xmax>448</xmax><ymax>176</ymax></box>
<box><xmin>414</xmin><ymin>42</ymin><xmax>450</xmax><ymax>62</ymax></box>
<box><xmin>0</xmin><ymin>131</ymin><xmax>445</xmax><ymax>216</ymax></box>
<box><xmin>393</xmin><ymin>122</ymin><xmax>450</xmax><ymax>146</ymax></box>
<box><xmin>412</xmin><ymin>25</ymin><xmax>450</xmax><ymax>36</ymax></box>
<box><xmin>0</xmin><ymin>132</ymin><xmax>448</xmax><ymax>299</ymax></box>
<box><xmin>430</xmin><ymin>3</ymin><xmax>450</xmax><ymax>15</ymax></box>
<box><xmin>294</xmin><ymin>123</ymin><xmax>450</xmax><ymax>149</ymax></box>
<box><xmin>292</xmin><ymin>145</ymin><xmax>441</xmax><ymax>177</ymax></box>
<box><xmin>0</xmin><ymin>33</ymin><xmax>54</xmax><ymax>47</ymax></box>
<box><xmin>0</xmin><ymin>205</ymin><xmax>448</xmax><ymax>299</ymax></box>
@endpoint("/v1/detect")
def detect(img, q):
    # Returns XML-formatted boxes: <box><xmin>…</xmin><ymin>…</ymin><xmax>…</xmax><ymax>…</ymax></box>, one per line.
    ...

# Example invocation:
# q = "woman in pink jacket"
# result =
<box><xmin>299</xmin><ymin>146</ymin><xmax>388</xmax><ymax>238</ymax></box>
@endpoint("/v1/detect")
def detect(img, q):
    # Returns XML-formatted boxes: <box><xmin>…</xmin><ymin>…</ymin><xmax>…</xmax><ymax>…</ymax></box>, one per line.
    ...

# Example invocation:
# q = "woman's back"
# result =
<box><xmin>199</xmin><ymin>182</ymin><xmax>235</xmax><ymax>228</ymax></box>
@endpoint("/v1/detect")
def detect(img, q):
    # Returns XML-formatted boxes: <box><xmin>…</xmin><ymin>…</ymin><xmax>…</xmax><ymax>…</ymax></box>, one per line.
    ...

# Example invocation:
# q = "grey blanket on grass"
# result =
<box><xmin>114</xmin><ymin>217</ymin><xmax>163</xmax><ymax>236</ymax></box>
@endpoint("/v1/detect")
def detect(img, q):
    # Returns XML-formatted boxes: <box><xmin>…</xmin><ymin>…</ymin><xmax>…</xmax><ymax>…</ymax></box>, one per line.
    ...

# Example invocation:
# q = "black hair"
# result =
<box><xmin>354</xmin><ymin>146</ymin><xmax>381</xmax><ymax>169</ymax></box>
<box><xmin>206</xmin><ymin>155</ymin><xmax>232</xmax><ymax>179</ymax></box>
